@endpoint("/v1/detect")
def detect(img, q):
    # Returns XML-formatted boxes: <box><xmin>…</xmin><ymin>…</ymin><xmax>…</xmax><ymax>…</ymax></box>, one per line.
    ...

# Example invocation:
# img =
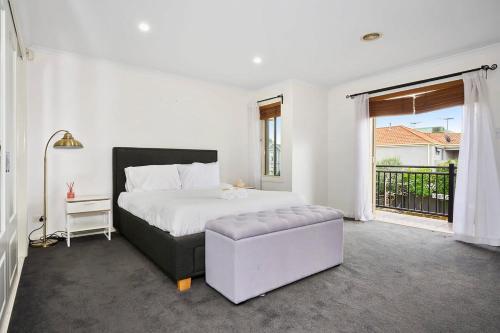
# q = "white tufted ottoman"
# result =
<box><xmin>205</xmin><ymin>205</ymin><xmax>344</xmax><ymax>304</ymax></box>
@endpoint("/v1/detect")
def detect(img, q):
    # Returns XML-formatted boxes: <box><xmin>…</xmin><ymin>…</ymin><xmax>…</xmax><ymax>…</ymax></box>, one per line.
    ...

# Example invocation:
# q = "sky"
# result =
<box><xmin>375</xmin><ymin>106</ymin><xmax>463</xmax><ymax>132</ymax></box>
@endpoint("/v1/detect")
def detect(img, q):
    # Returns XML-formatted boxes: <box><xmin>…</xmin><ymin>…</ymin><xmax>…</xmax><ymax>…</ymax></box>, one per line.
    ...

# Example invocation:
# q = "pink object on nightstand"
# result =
<box><xmin>67</xmin><ymin>182</ymin><xmax>75</xmax><ymax>199</ymax></box>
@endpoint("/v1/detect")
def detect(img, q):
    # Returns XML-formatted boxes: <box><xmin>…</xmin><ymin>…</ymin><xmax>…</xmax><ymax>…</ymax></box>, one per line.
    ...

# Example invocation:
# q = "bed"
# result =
<box><xmin>117</xmin><ymin>189</ymin><xmax>304</xmax><ymax>237</ymax></box>
<box><xmin>112</xmin><ymin>147</ymin><xmax>304</xmax><ymax>290</ymax></box>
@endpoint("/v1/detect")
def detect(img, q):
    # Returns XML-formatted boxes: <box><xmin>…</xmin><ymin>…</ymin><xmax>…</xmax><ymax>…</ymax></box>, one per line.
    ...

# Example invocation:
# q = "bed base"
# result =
<box><xmin>118</xmin><ymin>208</ymin><xmax>205</xmax><ymax>290</ymax></box>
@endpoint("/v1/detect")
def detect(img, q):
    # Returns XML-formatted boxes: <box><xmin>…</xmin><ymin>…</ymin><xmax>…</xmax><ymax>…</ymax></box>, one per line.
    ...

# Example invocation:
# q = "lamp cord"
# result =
<box><xmin>28</xmin><ymin>218</ymin><xmax>67</xmax><ymax>247</ymax></box>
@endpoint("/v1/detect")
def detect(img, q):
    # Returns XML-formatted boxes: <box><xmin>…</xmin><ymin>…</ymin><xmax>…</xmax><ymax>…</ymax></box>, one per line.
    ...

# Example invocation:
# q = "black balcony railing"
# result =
<box><xmin>375</xmin><ymin>164</ymin><xmax>456</xmax><ymax>222</ymax></box>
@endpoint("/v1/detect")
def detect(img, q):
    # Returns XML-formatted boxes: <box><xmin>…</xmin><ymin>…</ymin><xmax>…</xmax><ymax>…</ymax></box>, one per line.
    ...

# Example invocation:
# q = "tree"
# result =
<box><xmin>438</xmin><ymin>159</ymin><xmax>458</xmax><ymax>167</ymax></box>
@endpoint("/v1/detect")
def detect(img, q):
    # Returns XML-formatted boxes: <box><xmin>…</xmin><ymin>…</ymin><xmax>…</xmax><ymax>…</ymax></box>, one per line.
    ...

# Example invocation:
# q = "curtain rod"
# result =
<box><xmin>257</xmin><ymin>94</ymin><xmax>284</xmax><ymax>104</ymax></box>
<box><xmin>345</xmin><ymin>64</ymin><xmax>497</xmax><ymax>99</ymax></box>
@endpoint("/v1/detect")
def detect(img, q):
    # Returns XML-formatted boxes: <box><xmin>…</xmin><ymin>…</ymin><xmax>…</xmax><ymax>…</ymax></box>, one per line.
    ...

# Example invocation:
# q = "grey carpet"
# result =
<box><xmin>9</xmin><ymin>221</ymin><xmax>500</xmax><ymax>333</ymax></box>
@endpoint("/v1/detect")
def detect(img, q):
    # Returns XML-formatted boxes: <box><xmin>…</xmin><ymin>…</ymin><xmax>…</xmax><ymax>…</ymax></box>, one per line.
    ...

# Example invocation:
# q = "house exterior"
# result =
<box><xmin>375</xmin><ymin>125</ymin><xmax>461</xmax><ymax>165</ymax></box>
<box><xmin>416</xmin><ymin>126</ymin><xmax>446</xmax><ymax>133</ymax></box>
<box><xmin>266</xmin><ymin>142</ymin><xmax>281</xmax><ymax>176</ymax></box>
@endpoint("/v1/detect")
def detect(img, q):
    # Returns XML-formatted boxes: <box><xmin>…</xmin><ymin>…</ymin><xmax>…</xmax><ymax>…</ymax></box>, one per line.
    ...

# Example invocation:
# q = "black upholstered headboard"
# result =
<box><xmin>112</xmin><ymin>147</ymin><xmax>217</xmax><ymax>230</ymax></box>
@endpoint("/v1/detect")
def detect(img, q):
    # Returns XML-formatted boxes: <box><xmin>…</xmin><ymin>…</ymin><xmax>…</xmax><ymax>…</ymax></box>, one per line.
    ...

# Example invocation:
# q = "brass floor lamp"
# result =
<box><xmin>31</xmin><ymin>130</ymin><xmax>83</xmax><ymax>248</ymax></box>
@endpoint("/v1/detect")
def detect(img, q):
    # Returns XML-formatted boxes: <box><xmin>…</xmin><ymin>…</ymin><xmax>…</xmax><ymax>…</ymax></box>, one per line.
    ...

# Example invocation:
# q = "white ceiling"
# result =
<box><xmin>15</xmin><ymin>0</ymin><xmax>500</xmax><ymax>88</ymax></box>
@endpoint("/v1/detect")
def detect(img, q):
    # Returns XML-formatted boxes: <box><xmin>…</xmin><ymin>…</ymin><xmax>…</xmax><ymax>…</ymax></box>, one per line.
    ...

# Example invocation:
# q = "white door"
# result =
<box><xmin>0</xmin><ymin>0</ymin><xmax>18</xmax><ymax>322</ymax></box>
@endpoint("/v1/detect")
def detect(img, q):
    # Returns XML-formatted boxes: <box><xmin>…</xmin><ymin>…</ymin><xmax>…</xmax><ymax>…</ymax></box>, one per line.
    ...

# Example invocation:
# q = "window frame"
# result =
<box><xmin>261</xmin><ymin>116</ymin><xmax>281</xmax><ymax>177</ymax></box>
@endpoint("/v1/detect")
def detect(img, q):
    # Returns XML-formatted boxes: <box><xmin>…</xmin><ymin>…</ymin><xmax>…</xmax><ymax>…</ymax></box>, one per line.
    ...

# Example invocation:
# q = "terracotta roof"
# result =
<box><xmin>426</xmin><ymin>132</ymin><xmax>461</xmax><ymax>145</ymax></box>
<box><xmin>376</xmin><ymin>125</ymin><xmax>461</xmax><ymax>146</ymax></box>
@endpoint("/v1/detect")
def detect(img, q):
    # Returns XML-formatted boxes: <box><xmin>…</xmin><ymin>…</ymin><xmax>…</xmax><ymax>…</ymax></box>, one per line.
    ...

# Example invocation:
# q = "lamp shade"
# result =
<box><xmin>53</xmin><ymin>132</ymin><xmax>83</xmax><ymax>149</ymax></box>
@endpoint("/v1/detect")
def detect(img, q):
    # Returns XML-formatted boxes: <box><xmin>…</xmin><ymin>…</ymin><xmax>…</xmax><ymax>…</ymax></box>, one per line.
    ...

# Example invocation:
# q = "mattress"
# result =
<box><xmin>117</xmin><ymin>189</ymin><xmax>305</xmax><ymax>237</ymax></box>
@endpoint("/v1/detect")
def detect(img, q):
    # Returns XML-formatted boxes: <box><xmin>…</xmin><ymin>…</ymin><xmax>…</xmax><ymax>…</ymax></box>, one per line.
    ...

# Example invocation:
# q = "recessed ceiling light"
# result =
<box><xmin>138</xmin><ymin>22</ymin><xmax>151</xmax><ymax>32</ymax></box>
<box><xmin>253</xmin><ymin>56</ymin><xmax>263</xmax><ymax>64</ymax></box>
<box><xmin>361</xmin><ymin>32</ymin><xmax>382</xmax><ymax>41</ymax></box>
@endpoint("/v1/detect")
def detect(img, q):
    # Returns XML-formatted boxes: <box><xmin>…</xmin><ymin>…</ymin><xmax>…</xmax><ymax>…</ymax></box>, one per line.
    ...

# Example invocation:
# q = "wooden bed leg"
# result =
<box><xmin>177</xmin><ymin>278</ymin><xmax>191</xmax><ymax>292</ymax></box>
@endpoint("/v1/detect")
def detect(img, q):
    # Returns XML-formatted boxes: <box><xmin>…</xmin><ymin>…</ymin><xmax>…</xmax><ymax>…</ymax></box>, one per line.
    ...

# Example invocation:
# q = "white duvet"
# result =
<box><xmin>118</xmin><ymin>189</ymin><xmax>305</xmax><ymax>237</ymax></box>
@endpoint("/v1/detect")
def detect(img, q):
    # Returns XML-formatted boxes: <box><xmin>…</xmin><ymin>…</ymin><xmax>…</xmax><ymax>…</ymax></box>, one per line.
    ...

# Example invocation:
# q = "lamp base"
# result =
<box><xmin>31</xmin><ymin>238</ymin><xmax>58</xmax><ymax>248</ymax></box>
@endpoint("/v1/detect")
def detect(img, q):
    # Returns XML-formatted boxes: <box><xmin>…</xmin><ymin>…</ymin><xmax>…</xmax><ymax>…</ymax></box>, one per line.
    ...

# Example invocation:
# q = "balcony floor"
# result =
<box><xmin>375</xmin><ymin>209</ymin><xmax>453</xmax><ymax>234</ymax></box>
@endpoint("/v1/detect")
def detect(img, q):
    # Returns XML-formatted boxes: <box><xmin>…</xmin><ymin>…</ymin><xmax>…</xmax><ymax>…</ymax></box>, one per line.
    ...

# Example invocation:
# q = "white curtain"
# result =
<box><xmin>248</xmin><ymin>102</ymin><xmax>261</xmax><ymax>189</ymax></box>
<box><xmin>354</xmin><ymin>94</ymin><xmax>373</xmax><ymax>221</ymax></box>
<box><xmin>453</xmin><ymin>71</ymin><xmax>500</xmax><ymax>246</ymax></box>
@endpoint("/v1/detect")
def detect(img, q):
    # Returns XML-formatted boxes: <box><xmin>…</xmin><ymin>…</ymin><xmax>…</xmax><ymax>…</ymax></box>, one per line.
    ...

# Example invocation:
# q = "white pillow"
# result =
<box><xmin>124</xmin><ymin>164</ymin><xmax>181</xmax><ymax>192</ymax></box>
<box><xmin>177</xmin><ymin>162</ymin><xmax>220</xmax><ymax>190</ymax></box>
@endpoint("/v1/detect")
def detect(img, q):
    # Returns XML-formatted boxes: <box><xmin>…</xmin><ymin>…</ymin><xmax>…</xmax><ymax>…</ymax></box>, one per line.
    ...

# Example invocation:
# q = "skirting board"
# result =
<box><xmin>0</xmin><ymin>257</ymin><xmax>25</xmax><ymax>333</ymax></box>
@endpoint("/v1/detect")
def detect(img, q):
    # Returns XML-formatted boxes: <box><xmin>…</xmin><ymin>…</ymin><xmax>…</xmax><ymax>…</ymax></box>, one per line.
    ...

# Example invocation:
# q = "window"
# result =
<box><xmin>259</xmin><ymin>101</ymin><xmax>281</xmax><ymax>177</ymax></box>
<box><xmin>264</xmin><ymin>117</ymin><xmax>281</xmax><ymax>176</ymax></box>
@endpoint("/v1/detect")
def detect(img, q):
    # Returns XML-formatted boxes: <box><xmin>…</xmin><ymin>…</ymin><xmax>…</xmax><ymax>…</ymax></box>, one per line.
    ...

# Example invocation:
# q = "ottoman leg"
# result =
<box><xmin>177</xmin><ymin>278</ymin><xmax>191</xmax><ymax>292</ymax></box>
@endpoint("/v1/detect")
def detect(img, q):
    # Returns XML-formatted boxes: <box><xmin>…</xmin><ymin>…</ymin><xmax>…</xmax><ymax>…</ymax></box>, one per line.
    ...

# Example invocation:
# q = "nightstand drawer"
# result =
<box><xmin>67</xmin><ymin>200</ymin><xmax>111</xmax><ymax>214</ymax></box>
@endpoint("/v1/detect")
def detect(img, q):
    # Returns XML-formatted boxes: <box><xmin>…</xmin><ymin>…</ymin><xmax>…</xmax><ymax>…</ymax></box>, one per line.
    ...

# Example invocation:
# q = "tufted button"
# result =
<box><xmin>206</xmin><ymin>205</ymin><xmax>344</xmax><ymax>240</ymax></box>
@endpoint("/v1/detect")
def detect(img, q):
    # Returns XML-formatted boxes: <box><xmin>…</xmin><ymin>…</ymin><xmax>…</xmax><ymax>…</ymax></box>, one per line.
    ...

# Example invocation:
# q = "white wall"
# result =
<box><xmin>290</xmin><ymin>80</ymin><xmax>328</xmax><ymax>205</ymax></box>
<box><xmin>328</xmin><ymin>43</ymin><xmax>500</xmax><ymax>217</ymax></box>
<box><xmin>26</xmin><ymin>42</ymin><xmax>500</xmax><ymax>232</ymax></box>
<box><xmin>26</xmin><ymin>49</ymin><xmax>251</xmax><ymax>235</ymax></box>
<box><xmin>254</xmin><ymin>80</ymin><xmax>328</xmax><ymax>204</ymax></box>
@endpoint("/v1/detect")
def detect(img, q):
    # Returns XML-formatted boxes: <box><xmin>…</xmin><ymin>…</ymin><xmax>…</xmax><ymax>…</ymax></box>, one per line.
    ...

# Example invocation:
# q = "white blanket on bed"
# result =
<box><xmin>117</xmin><ymin>189</ymin><xmax>305</xmax><ymax>237</ymax></box>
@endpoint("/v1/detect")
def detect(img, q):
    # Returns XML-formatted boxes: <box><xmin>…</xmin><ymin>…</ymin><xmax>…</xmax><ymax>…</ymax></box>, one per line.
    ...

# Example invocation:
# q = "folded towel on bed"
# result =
<box><xmin>219</xmin><ymin>188</ymin><xmax>248</xmax><ymax>200</ymax></box>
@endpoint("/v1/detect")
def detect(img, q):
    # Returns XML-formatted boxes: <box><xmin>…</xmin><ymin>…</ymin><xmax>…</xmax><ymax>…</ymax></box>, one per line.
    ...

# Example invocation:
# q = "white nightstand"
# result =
<box><xmin>65</xmin><ymin>195</ymin><xmax>112</xmax><ymax>247</ymax></box>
